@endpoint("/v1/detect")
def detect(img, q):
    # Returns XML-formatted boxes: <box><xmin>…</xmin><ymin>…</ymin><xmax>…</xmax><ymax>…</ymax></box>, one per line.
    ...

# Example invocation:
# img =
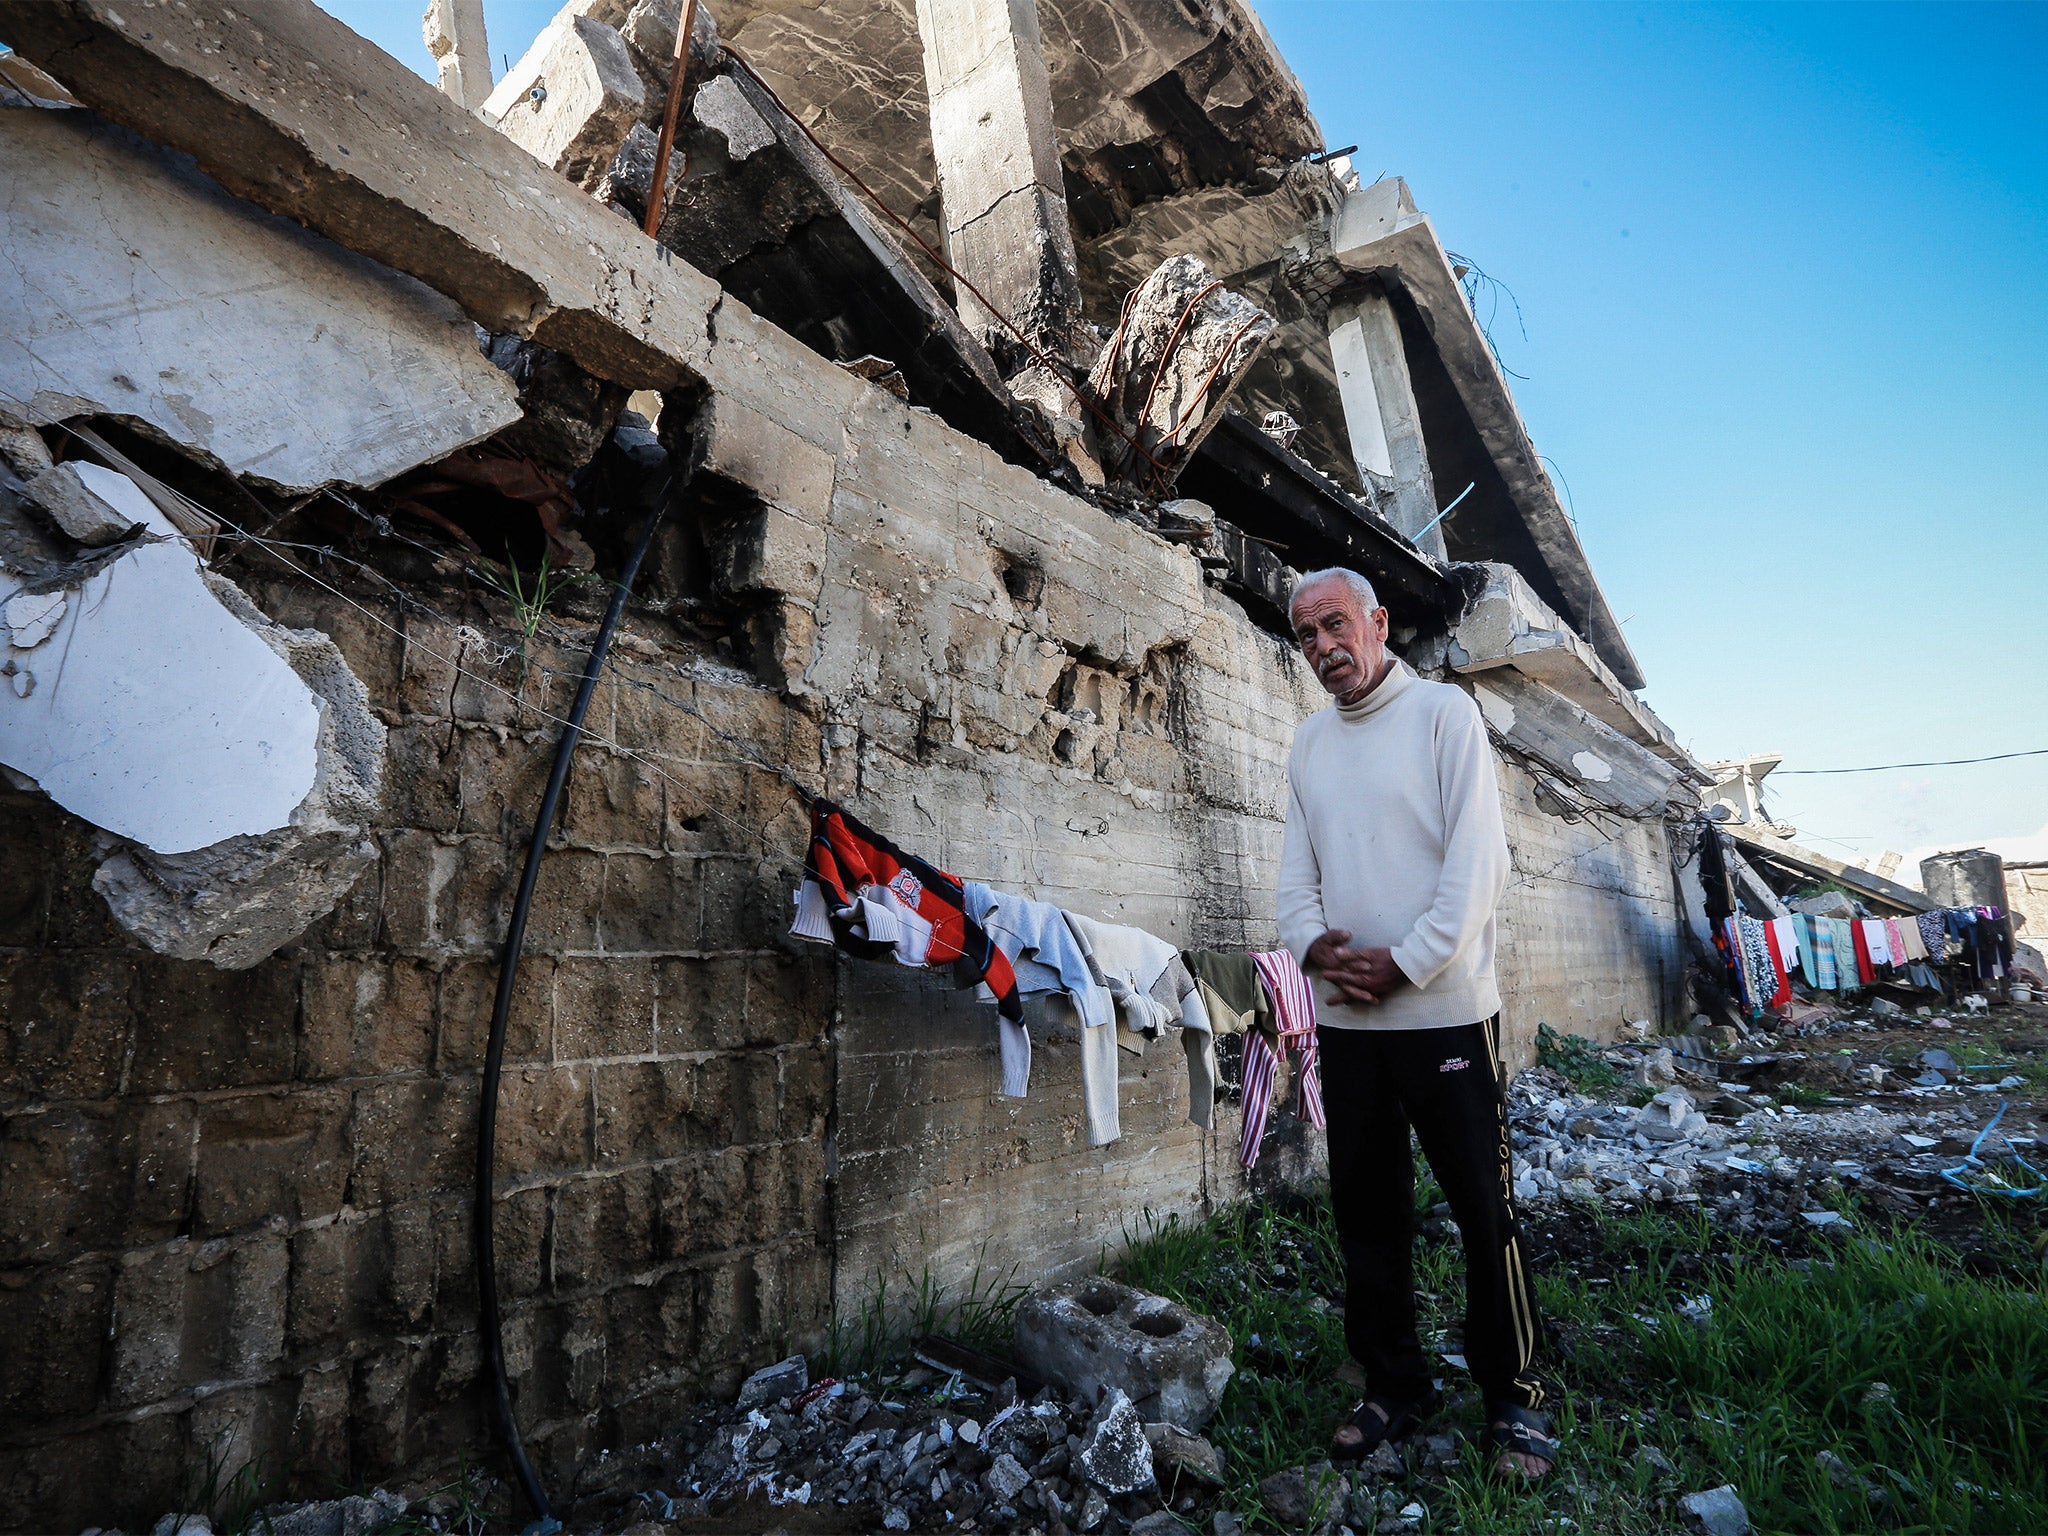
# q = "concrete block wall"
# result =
<box><xmin>1</xmin><ymin>232</ymin><xmax>1682</xmax><ymax>1527</ymax></box>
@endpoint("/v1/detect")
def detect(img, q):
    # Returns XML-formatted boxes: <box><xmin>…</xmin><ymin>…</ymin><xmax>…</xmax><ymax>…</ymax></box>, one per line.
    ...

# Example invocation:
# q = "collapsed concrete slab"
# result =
<box><xmin>0</xmin><ymin>107</ymin><xmax>520</xmax><ymax>494</ymax></box>
<box><xmin>0</xmin><ymin>463</ymin><xmax>384</xmax><ymax>965</ymax></box>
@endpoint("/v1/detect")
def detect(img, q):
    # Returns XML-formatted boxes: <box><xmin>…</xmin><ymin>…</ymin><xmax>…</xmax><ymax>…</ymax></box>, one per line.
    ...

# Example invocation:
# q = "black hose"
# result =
<box><xmin>476</xmin><ymin>497</ymin><xmax>670</xmax><ymax>1522</ymax></box>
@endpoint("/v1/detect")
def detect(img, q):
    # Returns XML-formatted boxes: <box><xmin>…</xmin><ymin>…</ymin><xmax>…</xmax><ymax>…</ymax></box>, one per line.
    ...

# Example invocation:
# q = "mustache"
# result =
<box><xmin>1316</xmin><ymin>649</ymin><xmax>1356</xmax><ymax>678</ymax></box>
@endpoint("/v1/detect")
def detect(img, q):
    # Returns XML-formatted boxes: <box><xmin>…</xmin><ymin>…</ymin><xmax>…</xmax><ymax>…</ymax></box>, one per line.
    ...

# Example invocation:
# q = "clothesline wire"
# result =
<box><xmin>1776</xmin><ymin>746</ymin><xmax>2048</xmax><ymax>775</ymax></box>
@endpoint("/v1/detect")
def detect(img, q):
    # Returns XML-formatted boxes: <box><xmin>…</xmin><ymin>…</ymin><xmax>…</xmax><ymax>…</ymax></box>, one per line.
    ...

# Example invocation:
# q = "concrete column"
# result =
<box><xmin>1329</xmin><ymin>289</ymin><xmax>1444</xmax><ymax>560</ymax></box>
<box><xmin>913</xmin><ymin>0</ymin><xmax>1082</xmax><ymax>353</ymax></box>
<box><xmin>424</xmin><ymin>0</ymin><xmax>493</xmax><ymax>112</ymax></box>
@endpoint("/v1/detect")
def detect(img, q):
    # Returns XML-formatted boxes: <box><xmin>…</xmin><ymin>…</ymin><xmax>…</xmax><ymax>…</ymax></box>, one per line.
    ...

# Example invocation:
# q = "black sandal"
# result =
<box><xmin>1487</xmin><ymin>1405</ymin><xmax>1558</xmax><ymax>1477</ymax></box>
<box><xmin>1331</xmin><ymin>1393</ymin><xmax>1431</xmax><ymax>1461</ymax></box>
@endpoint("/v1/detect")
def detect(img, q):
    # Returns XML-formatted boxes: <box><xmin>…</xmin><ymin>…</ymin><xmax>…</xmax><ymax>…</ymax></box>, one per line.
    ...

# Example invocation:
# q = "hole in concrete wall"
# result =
<box><xmin>1131</xmin><ymin>1311</ymin><xmax>1185</xmax><ymax>1338</ymax></box>
<box><xmin>1078</xmin><ymin>1285</ymin><xmax>1122</xmax><ymax>1317</ymax></box>
<box><xmin>1053</xmin><ymin>729</ymin><xmax>1082</xmax><ymax>766</ymax></box>
<box><xmin>996</xmin><ymin>552</ymin><xmax>1045</xmax><ymax>609</ymax></box>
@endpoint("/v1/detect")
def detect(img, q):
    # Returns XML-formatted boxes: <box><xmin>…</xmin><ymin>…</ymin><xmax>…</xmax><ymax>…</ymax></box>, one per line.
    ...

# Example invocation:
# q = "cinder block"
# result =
<box><xmin>597</xmin><ymin>851</ymin><xmax>701</xmax><ymax>953</ymax></box>
<box><xmin>491</xmin><ymin>1064</ymin><xmax>594</xmax><ymax>1184</ymax></box>
<box><xmin>0</xmin><ymin>1257</ymin><xmax>113</xmax><ymax>1418</ymax></box>
<box><xmin>0</xmin><ymin>950</ymin><xmax>136</xmax><ymax>1104</ymax></box>
<box><xmin>652</xmin><ymin>953</ymin><xmax>748</xmax><ymax>1053</ymax></box>
<box><xmin>346</xmin><ymin>1077</ymin><xmax>480</xmax><ymax>1207</ymax></box>
<box><xmin>300</xmin><ymin>957</ymin><xmax>436</xmax><ymax>1080</ymax></box>
<box><xmin>194</xmin><ymin>1087</ymin><xmax>350</xmax><ymax>1236</ymax></box>
<box><xmin>437</xmin><ymin>954</ymin><xmax>553</xmax><ymax>1068</ymax></box>
<box><xmin>553</xmin><ymin>953</ymin><xmax>657</xmax><ymax>1060</ymax></box>
<box><xmin>126</xmin><ymin>955</ymin><xmax>299</xmax><ymax>1094</ymax></box>
<box><xmin>562</xmin><ymin>748</ymin><xmax>666</xmax><ymax>849</ymax></box>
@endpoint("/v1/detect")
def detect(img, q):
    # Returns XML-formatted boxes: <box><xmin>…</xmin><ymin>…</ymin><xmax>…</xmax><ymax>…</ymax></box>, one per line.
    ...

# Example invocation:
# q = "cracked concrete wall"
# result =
<box><xmin>1</xmin><ymin>104</ymin><xmax>1682</xmax><ymax>1535</ymax></box>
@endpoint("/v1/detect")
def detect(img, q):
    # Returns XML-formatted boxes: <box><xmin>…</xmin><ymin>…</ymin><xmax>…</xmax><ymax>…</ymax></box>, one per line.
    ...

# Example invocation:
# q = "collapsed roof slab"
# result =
<box><xmin>0</xmin><ymin>0</ymin><xmax>722</xmax><ymax>392</ymax></box>
<box><xmin>0</xmin><ymin>106</ymin><xmax>520</xmax><ymax>493</ymax></box>
<box><xmin>1443</xmin><ymin>563</ymin><xmax>1695</xmax><ymax>773</ymax></box>
<box><xmin>1327</xmin><ymin>178</ymin><xmax>1646</xmax><ymax>691</ymax></box>
<box><xmin>715</xmin><ymin>0</ymin><xmax>1320</xmax><ymax>242</ymax></box>
<box><xmin>1726</xmin><ymin>826</ymin><xmax>1934</xmax><ymax>917</ymax></box>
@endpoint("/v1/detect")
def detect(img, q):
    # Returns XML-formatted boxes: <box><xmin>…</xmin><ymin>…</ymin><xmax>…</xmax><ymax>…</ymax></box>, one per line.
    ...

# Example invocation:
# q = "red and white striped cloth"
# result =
<box><xmin>1241</xmin><ymin>949</ymin><xmax>1326</xmax><ymax>1168</ymax></box>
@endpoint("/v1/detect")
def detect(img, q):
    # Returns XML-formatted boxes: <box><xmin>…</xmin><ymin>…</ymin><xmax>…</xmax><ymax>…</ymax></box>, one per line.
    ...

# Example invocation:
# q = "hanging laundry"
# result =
<box><xmin>1184</xmin><ymin>951</ymin><xmax>1269</xmax><ymax>1039</ymax></box>
<box><xmin>1918</xmin><ymin>910</ymin><xmax>1950</xmax><ymax>962</ymax></box>
<box><xmin>1241</xmin><ymin>949</ymin><xmax>1325</xmax><ymax>1170</ymax></box>
<box><xmin>1737</xmin><ymin>916</ymin><xmax>1779</xmax><ymax>1014</ymax></box>
<box><xmin>1860</xmin><ymin>918</ymin><xmax>1892</xmax><ymax>969</ymax></box>
<box><xmin>1828</xmin><ymin>918</ymin><xmax>1859</xmax><ymax>989</ymax></box>
<box><xmin>1770</xmin><ymin>915</ymin><xmax>1800</xmax><ymax>971</ymax></box>
<box><xmin>1884</xmin><ymin>916</ymin><xmax>1911</xmax><ymax>966</ymax></box>
<box><xmin>1760</xmin><ymin>919</ymin><xmax>1793</xmax><ymax>1009</ymax></box>
<box><xmin>962</xmin><ymin>883</ymin><xmax>1113</xmax><ymax>1102</ymax></box>
<box><xmin>1848</xmin><ymin>918</ymin><xmax>1876</xmax><ymax>986</ymax></box>
<box><xmin>788</xmin><ymin>798</ymin><xmax>1021</xmax><ymax>1018</ymax></box>
<box><xmin>1062</xmin><ymin>912</ymin><xmax>1216</xmax><ymax>1139</ymax></box>
<box><xmin>1793</xmin><ymin>913</ymin><xmax>1823</xmax><ymax>989</ymax></box>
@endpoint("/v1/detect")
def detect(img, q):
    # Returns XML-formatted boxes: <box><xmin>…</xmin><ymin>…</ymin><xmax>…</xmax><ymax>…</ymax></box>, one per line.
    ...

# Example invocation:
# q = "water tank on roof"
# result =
<box><xmin>1920</xmin><ymin>849</ymin><xmax>2009</xmax><ymax>912</ymax></box>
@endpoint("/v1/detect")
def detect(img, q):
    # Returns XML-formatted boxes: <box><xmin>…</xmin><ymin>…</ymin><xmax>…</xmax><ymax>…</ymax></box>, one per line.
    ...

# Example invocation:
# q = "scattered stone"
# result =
<box><xmin>1633</xmin><ymin>1047</ymin><xmax>1677</xmax><ymax>1088</ymax></box>
<box><xmin>1802</xmin><ymin>1210</ymin><xmax>1849</xmax><ymax>1229</ymax></box>
<box><xmin>1130</xmin><ymin>1513</ymin><xmax>1185</xmax><ymax>1536</ymax></box>
<box><xmin>258</xmin><ymin>1494</ymin><xmax>407</xmax><ymax>1536</ymax></box>
<box><xmin>1146</xmin><ymin>1422</ymin><xmax>1225</xmax><ymax>1488</ymax></box>
<box><xmin>1213</xmin><ymin>1512</ymin><xmax>1244</xmax><ymax>1536</ymax></box>
<box><xmin>150</xmin><ymin>1518</ymin><xmax>213</xmax><ymax>1536</ymax></box>
<box><xmin>1256</xmin><ymin>1461</ymin><xmax>1343</xmax><ymax>1531</ymax></box>
<box><xmin>1077</xmin><ymin>1488</ymin><xmax>1110</xmax><ymax>1531</ymax></box>
<box><xmin>1633</xmin><ymin>1445</ymin><xmax>1676</xmax><ymax>1477</ymax></box>
<box><xmin>737</xmin><ymin>1354</ymin><xmax>809</xmax><ymax>1411</ymax></box>
<box><xmin>983</xmin><ymin>1452</ymin><xmax>1033</xmax><ymax>1502</ymax></box>
<box><xmin>1679</xmin><ymin>1484</ymin><xmax>1750</xmax><ymax>1536</ymax></box>
<box><xmin>1077</xmin><ymin>1388</ymin><xmax>1155</xmax><ymax>1494</ymax></box>
<box><xmin>1014</xmin><ymin>1277</ymin><xmax>1236</xmax><ymax>1429</ymax></box>
<box><xmin>1862</xmin><ymin>1382</ymin><xmax>1894</xmax><ymax>1409</ymax></box>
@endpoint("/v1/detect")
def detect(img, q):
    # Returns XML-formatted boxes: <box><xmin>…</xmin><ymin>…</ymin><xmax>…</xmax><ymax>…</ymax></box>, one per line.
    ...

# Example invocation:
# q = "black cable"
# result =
<box><xmin>475</xmin><ymin>488</ymin><xmax>671</xmax><ymax>1522</ymax></box>
<box><xmin>1776</xmin><ymin>746</ymin><xmax>2048</xmax><ymax>775</ymax></box>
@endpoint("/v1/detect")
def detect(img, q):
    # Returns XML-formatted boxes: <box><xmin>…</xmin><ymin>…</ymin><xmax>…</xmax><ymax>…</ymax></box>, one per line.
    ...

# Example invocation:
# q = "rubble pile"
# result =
<box><xmin>1507</xmin><ymin>1008</ymin><xmax>2046</xmax><ymax>1232</ymax></box>
<box><xmin>556</xmin><ymin>1348</ymin><xmax>1233</xmax><ymax>1535</ymax></box>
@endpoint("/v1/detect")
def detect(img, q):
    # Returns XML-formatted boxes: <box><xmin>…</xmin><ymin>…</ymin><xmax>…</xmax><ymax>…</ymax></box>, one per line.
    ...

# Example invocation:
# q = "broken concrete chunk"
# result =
<box><xmin>1144</xmin><ymin>1421</ymin><xmax>1224</xmax><ymax>1488</ymax></box>
<box><xmin>1013</xmin><ymin>1275</ymin><xmax>1234</xmax><ymax>1430</ymax></box>
<box><xmin>1257</xmin><ymin>1461</ymin><xmax>1343</xmax><ymax>1532</ymax></box>
<box><xmin>693</xmin><ymin>72</ymin><xmax>776</xmax><ymax>162</ymax></box>
<box><xmin>735</xmin><ymin>1354</ymin><xmax>808</xmax><ymax>1411</ymax></box>
<box><xmin>1679</xmin><ymin>1485</ymin><xmax>1750</xmax><ymax>1536</ymax></box>
<box><xmin>981</xmin><ymin>1451</ymin><xmax>1032</xmax><ymax>1502</ymax></box>
<box><xmin>484</xmin><ymin>13</ymin><xmax>646</xmax><ymax>188</ymax></box>
<box><xmin>1076</xmin><ymin>1388</ymin><xmax>1154</xmax><ymax>1494</ymax></box>
<box><xmin>2</xmin><ymin>587</ymin><xmax>66</xmax><ymax>649</ymax></box>
<box><xmin>1086</xmin><ymin>253</ymin><xmax>1275</xmax><ymax>489</ymax></box>
<box><xmin>24</xmin><ymin>462</ymin><xmax>136</xmax><ymax>545</ymax></box>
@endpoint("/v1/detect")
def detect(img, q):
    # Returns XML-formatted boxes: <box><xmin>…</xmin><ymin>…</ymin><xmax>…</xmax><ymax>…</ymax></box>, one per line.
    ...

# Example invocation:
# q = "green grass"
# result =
<box><xmin>824</xmin><ymin>1246</ymin><xmax>1029</xmax><ymax>1379</ymax></box>
<box><xmin>1111</xmin><ymin>1176</ymin><xmax>2048</xmax><ymax>1534</ymax></box>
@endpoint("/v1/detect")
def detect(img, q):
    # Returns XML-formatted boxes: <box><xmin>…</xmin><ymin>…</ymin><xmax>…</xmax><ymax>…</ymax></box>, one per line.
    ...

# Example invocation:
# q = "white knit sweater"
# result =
<box><xmin>1277</xmin><ymin>660</ymin><xmax>1510</xmax><ymax>1031</ymax></box>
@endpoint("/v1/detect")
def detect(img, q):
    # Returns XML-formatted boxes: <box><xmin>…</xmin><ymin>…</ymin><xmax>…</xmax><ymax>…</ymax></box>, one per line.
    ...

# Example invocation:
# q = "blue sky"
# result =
<box><xmin>330</xmin><ymin>0</ymin><xmax>2047</xmax><ymax>870</ymax></box>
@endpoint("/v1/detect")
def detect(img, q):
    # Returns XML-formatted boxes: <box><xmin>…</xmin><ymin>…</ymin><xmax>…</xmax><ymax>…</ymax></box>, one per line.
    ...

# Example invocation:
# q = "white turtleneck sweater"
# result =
<box><xmin>1277</xmin><ymin>659</ymin><xmax>1510</xmax><ymax>1031</ymax></box>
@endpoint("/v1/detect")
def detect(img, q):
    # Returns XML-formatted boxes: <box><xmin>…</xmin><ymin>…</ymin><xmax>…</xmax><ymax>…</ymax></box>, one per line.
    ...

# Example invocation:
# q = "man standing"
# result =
<box><xmin>1276</xmin><ymin>567</ymin><xmax>1555</xmax><ymax>1480</ymax></box>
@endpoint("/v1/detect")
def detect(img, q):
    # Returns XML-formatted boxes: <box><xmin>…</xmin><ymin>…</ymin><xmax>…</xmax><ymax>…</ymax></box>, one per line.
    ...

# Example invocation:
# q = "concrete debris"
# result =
<box><xmin>1680</xmin><ymin>1484</ymin><xmax>1751</xmax><ymax>1536</ymax></box>
<box><xmin>1012</xmin><ymin>1275</ymin><xmax>1236</xmax><ymax>1430</ymax></box>
<box><xmin>1087</xmin><ymin>254</ymin><xmax>1276</xmax><ymax>489</ymax></box>
<box><xmin>1260</xmin><ymin>410</ymin><xmax>1301</xmax><ymax>449</ymax></box>
<box><xmin>423</xmin><ymin>0</ymin><xmax>493</xmax><ymax>111</ymax></box>
<box><xmin>692</xmin><ymin>72</ymin><xmax>777</xmax><ymax>163</ymax></box>
<box><xmin>0</xmin><ymin>110</ymin><xmax>520</xmax><ymax>495</ymax></box>
<box><xmin>736</xmin><ymin>1354</ymin><xmax>810</xmax><ymax>1412</ymax></box>
<box><xmin>1144</xmin><ymin>1421</ymin><xmax>1224</xmax><ymax>1488</ymax></box>
<box><xmin>484</xmin><ymin>12</ymin><xmax>646</xmax><ymax>187</ymax></box>
<box><xmin>1256</xmin><ymin>1461</ymin><xmax>1344</xmax><ymax>1532</ymax></box>
<box><xmin>1075</xmin><ymin>1388</ymin><xmax>1154</xmax><ymax>1494</ymax></box>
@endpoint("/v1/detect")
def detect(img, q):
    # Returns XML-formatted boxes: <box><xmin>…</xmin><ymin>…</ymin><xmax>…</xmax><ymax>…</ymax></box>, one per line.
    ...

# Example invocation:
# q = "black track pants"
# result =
<box><xmin>1319</xmin><ymin>1017</ymin><xmax>1544</xmax><ymax>1411</ymax></box>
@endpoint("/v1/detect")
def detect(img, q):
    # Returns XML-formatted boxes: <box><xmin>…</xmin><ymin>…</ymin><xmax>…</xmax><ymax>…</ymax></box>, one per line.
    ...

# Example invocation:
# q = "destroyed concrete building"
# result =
<box><xmin>0</xmin><ymin>0</ymin><xmax>1707</xmax><ymax>1524</ymax></box>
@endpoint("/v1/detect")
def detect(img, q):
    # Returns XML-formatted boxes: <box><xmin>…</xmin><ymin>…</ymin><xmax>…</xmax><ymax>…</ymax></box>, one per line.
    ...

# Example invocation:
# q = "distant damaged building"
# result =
<box><xmin>0</xmin><ymin>0</ymin><xmax>1705</xmax><ymax>1524</ymax></box>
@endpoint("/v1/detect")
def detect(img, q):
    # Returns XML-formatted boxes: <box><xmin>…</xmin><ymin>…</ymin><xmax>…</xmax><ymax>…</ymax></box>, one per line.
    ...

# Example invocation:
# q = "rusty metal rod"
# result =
<box><xmin>642</xmin><ymin>0</ymin><xmax>700</xmax><ymax>239</ymax></box>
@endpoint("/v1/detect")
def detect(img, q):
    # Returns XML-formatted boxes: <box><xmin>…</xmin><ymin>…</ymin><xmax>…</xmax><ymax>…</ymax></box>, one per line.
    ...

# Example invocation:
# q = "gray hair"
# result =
<box><xmin>1288</xmin><ymin>567</ymin><xmax>1381</xmax><ymax>621</ymax></box>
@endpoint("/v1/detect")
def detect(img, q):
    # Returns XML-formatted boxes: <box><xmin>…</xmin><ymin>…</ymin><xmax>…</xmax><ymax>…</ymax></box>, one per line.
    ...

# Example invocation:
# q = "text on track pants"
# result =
<box><xmin>1319</xmin><ymin>1017</ymin><xmax>1543</xmax><ymax>1411</ymax></box>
